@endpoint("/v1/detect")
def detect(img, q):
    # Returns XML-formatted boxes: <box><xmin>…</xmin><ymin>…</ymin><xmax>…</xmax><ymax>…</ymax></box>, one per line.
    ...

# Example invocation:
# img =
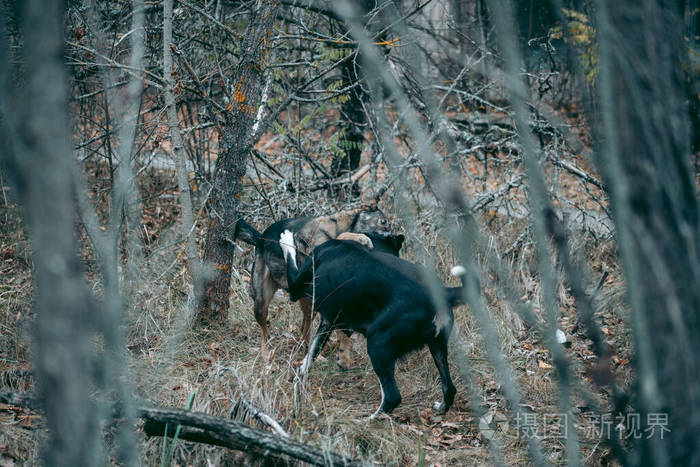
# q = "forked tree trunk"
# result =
<box><xmin>198</xmin><ymin>0</ymin><xmax>280</xmax><ymax>322</ymax></box>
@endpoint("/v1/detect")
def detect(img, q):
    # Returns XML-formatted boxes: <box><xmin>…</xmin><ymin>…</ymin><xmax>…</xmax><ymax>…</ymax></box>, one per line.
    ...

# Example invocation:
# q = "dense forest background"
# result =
<box><xmin>1</xmin><ymin>0</ymin><xmax>699</xmax><ymax>465</ymax></box>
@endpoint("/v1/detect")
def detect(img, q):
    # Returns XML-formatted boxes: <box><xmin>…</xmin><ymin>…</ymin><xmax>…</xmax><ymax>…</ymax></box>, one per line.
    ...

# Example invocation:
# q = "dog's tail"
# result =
<box><xmin>233</xmin><ymin>218</ymin><xmax>262</xmax><ymax>246</ymax></box>
<box><xmin>445</xmin><ymin>265</ymin><xmax>466</xmax><ymax>307</ymax></box>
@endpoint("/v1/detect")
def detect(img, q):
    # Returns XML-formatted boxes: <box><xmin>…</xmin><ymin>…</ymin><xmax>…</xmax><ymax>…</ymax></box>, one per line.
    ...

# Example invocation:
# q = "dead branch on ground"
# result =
<box><xmin>0</xmin><ymin>390</ymin><xmax>362</xmax><ymax>466</ymax></box>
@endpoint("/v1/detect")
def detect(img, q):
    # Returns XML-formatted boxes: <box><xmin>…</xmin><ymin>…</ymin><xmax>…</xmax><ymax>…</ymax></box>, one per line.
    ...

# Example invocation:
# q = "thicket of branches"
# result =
<box><xmin>0</xmin><ymin>0</ymin><xmax>699</xmax><ymax>465</ymax></box>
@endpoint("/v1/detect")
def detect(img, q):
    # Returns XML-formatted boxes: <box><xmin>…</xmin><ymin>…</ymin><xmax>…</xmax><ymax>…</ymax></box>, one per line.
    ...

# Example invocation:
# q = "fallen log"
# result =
<box><xmin>0</xmin><ymin>391</ymin><xmax>362</xmax><ymax>466</ymax></box>
<box><xmin>139</xmin><ymin>406</ymin><xmax>360</xmax><ymax>466</ymax></box>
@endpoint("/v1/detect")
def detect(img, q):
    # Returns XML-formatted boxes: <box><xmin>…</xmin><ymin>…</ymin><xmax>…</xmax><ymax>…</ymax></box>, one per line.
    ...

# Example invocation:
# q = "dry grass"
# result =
<box><xmin>0</xmin><ymin>145</ymin><xmax>635</xmax><ymax>465</ymax></box>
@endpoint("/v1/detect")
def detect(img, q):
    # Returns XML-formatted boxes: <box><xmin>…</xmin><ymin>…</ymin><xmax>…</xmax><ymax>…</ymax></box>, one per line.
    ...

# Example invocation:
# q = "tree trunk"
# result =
<box><xmin>597</xmin><ymin>1</ymin><xmax>700</xmax><ymax>464</ymax></box>
<box><xmin>332</xmin><ymin>57</ymin><xmax>365</xmax><ymax>179</ymax></box>
<box><xmin>198</xmin><ymin>1</ymin><xmax>280</xmax><ymax>322</ymax></box>
<box><xmin>0</xmin><ymin>1</ymin><xmax>101</xmax><ymax>464</ymax></box>
<box><xmin>163</xmin><ymin>0</ymin><xmax>201</xmax><ymax>299</ymax></box>
<box><xmin>330</xmin><ymin>0</ymin><xmax>374</xmax><ymax>198</ymax></box>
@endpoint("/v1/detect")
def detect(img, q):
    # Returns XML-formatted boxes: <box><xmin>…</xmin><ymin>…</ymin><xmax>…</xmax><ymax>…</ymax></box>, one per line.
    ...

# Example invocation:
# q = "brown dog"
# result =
<box><xmin>233</xmin><ymin>207</ymin><xmax>389</xmax><ymax>365</ymax></box>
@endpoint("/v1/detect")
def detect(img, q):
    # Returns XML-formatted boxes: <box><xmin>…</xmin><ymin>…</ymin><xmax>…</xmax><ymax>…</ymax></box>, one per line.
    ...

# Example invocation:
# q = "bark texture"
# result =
<box><xmin>331</xmin><ymin>0</ymin><xmax>376</xmax><ymax>184</ymax></box>
<box><xmin>599</xmin><ymin>2</ymin><xmax>700</xmax><ymax>465</ymax></box>
<box><xmin>332</xmin><ymin>56</ymin><xmax>365</xmax><ymax>179</ymax></box>
<box><xmin>199</xmin><ymin>0</ymin><xmax>280</xmax><ymax>322</ymax></box>
<box><xmin>140</xmin><ymin>406</ymin><xmax>360</xmax><ymax>466</ymax></box>
<box><xmin>163</xmin><ymin>0</ymin><xmax>200</xmax><ymax>297</ymax></box>
<box><xmin>0</xmin><ymin>1</ymin><xmax>101</xmax><ymax>464</ymax></box>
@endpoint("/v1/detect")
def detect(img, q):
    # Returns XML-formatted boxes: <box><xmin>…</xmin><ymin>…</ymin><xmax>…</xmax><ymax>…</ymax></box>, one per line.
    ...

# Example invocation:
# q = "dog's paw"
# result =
<box><xmin>433</xmin><ymin>401</ymin><xmax>447</xmax><ymax>414</ymax></box>
<box><xmin>337</xmin><ymin>232</ymin><xmax>374</xmax><ymax>249</ymax></box>
<box><xmin>369</xmin><ymin>410</ymin><xmax>390</xmax><ymax>421</ymax></box>
<box><xmin>556</xmin><ymin>328</ymin><xmax>568</xmax><ymax>345</ymax></box>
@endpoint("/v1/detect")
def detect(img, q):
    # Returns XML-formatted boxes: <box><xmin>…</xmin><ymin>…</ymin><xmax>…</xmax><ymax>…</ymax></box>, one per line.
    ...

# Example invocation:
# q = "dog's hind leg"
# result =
<box><xmin>300</xmin><ymin>318</ymin><xmax>333</xmax><ymax>379</ymax></box>
<box><xmin>252</xmin><ymin>253</ymin><xmax>278</xmax><ymax>359</ymax></box>
<box><xmin>367</xmin><ymin>340</ymin><xmax>401</xmax><ymax>417</ymax></box>
<box><xmin>428</xmin><ymin>334</ymin><xmax>456</xmax><ymax>414</ymax></box>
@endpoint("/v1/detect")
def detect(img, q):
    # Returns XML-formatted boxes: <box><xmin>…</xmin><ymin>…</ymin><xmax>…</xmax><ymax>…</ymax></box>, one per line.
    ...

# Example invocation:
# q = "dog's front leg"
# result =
<box><xmin>367</xmin><ymin>339</ymin><xmax>401</xmax><ymax>418</ymax></box>
<box><xmin>299</xmin><ymin>318</ymin><xmax>332</xmax><ymax>380</ymax></box>
<box><xmin>336</xmin><ymin>232</ymin><xmax>373</xmax><ymax>249</ymax></box>
<box><xmin>299</xmin><ymin>297</ymin><xmax>313</xmax><ymax>347</ymax></box>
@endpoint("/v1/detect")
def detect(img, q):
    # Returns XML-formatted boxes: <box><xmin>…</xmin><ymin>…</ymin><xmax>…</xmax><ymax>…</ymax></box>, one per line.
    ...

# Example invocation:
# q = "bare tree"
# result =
<box><xmin>594</xmin><ymin>1</ymin><xmax>700</xmax><ymax>464</ymax></box>
<box><xmin>198</xmin><ymin>0</ymin><xmax>280</xmax><ymax>322</ymax></box>
<box><xmin>163</xmin><ymin>0</ymin><xmax>201</xmax><ymax>301</ymax></box>
<box><xmin>329</xmin><ymin>0</ymin><xmax>373</xmax><ymax>183</ymax></box>
<box><xmin>0</xmin><ymin>0</ymin><xmax>101</xmax><ymax>463</ymax></box>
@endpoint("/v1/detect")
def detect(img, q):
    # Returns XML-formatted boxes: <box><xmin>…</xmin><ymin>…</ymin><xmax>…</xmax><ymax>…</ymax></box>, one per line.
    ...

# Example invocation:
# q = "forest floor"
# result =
<box><xmin>0</xmin><ymin>107</ymin><xmax>636</xmax><ymax>466</ymax></box>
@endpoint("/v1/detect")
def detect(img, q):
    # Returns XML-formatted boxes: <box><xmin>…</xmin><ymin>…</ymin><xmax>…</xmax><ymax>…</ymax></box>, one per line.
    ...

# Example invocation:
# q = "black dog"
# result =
<box><xmin>280</xmin><ymin>229</ymin><xmax>464</xmax><ymax>417</ymax></box>
<box><xmin>232</xmin><ymin>207</ymin><xmax>389</xmax><ymax>363</ymax></box>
